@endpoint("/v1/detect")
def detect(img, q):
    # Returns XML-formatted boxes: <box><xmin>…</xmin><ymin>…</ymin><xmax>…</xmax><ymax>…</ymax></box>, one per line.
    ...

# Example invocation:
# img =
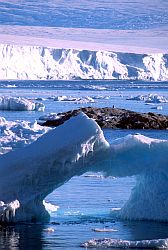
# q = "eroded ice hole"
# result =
<box><xmin>45</xmin><ymin>173</ymin><xmax>136</xmax><ymax>221</ymax></box>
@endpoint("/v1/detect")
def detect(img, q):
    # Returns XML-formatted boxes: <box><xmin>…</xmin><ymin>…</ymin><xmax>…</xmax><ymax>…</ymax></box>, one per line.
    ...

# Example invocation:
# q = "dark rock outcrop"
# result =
<box><xmin>41</xmin><ymin>107</ymin><xmax>168</xmax><ymax>130</ymax></box>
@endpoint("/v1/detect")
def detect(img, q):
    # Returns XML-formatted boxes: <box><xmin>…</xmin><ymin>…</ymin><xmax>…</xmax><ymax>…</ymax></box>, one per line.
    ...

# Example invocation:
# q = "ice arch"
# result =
<box><xmin>0</xmin><ymin>113</ymin><xmax>167</xmax><ymax>223</ymax></box>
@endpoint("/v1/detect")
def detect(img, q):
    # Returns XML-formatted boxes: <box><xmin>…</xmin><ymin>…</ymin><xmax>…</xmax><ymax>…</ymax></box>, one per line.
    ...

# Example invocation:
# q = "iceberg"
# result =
<box><xmin>0</xmin><ymin>96</ymin><xmax>45</xmax><ymax>111</ymax></box>
<box><xmin>0</xmin><ymin>113</ymin><xmax>109</xmax><ymax>222</ymax></box>
<box><xmin>0</xmin><ymin>44</ymin><xmax>168</xmax><ymax>81</ymax></box>
<box><xmin>0</xmin><ymin>113</ymin><xmax>168</xmax><ymax>223</ymax></box>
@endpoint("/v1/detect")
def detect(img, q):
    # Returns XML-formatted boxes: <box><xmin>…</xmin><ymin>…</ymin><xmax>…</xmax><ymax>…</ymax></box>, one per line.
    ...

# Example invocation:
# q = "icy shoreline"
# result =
<box><xmin>0</xmin><ymin>44</ymin><xmax>168</xmax><ymax>81</ymax></box>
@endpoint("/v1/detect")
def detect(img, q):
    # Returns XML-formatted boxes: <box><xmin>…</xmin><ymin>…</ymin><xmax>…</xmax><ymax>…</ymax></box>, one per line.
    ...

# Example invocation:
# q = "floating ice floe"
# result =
<box><xmin>91</xmin><ymin>95</ymin><xmax>112</xmax><ymax>100</ymax></box>
<box><xmin>80</xmin><ymin>85</ymin><xmax>108</xmax><ymax>90</ymax></box>
<box><xmin>43</xmin><ymin>227</ymin><xmax>55</xmax><ymax>233</ymax></box>
<box><xmin>127</xmin><ymin>94</ymin><xmax>168</xmax><ymax>103</ymax></box>
<box><xmin>43</xmin><ymin>201</ymin><xmax>59</xmax><ymax>213</ymax></box>
<box><xmin>84</xmin><ymin>174</ymin><xmax>104</xmax><ymax>179</ymax></box>
<box><xmin>5</xmin><ymin>84</ymin><xmax>17</xmax><ymax>88</ymax></box>
<box><xmin>92</xmin><ymin>228</ymin><xmax>118</xmax><ymax>232</ymax></box>
<box><xmin>54</xmin><ymin>95</ymin><xmax>95</xmax><ymax>103</ymax></box>
<box><xmin>82</xmin><ymin>238</ymin><xmax>168</xmax><ymax>248</ymax></box>
<box><xmin>34</xmin><ymin>97</ymin><xmax>46</xmax><ymax>101</ymax></box>
<box><xmin>0</xmin><ymin>96</ymin><xmax>45</xmax><ymax>111</ymax></box>
<box><xmin>151</xmin><ymin>106</ymin><xmax>163</xmax><ymax>110</ymax></box>
<box><xmin>38</xmin><ymin>113</ymin><xmax>61</xmax><ymax>122</ymax></box>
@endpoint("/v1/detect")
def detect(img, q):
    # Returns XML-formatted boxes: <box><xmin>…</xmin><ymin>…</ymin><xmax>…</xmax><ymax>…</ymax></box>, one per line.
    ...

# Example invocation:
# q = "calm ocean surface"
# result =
<box><xmin>0</xmin><ymin>80</ymin><xmax>168</xmax><ymax>249</ymax></box>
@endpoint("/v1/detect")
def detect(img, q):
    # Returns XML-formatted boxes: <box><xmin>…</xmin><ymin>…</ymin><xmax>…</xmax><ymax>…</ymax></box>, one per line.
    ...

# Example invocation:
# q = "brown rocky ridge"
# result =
<box><xmin>41</xmin><ymin>107</ymin><xmax>168</xmax><ymax>130</ymax></box>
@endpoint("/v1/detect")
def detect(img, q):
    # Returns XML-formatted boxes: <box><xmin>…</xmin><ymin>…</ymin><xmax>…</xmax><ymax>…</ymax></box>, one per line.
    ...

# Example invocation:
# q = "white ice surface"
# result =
<box><xmin>0</xmin><ymin>44</ymin><xmax>168</xmax><ymax>81</ymax></box>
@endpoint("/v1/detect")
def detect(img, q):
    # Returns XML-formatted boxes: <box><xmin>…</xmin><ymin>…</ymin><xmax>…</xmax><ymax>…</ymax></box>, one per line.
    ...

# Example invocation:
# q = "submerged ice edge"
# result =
<box><xmin>0</xmin><ymin>113</ymin><xmax>168</xmax><ymax>223</ymax></box>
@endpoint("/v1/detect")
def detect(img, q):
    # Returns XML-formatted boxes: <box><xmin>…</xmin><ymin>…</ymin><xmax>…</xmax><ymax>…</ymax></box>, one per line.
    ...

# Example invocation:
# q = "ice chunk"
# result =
<box><xmin>38</xmin><ymin>113</ymin><xmax>61</xmax><ymax>121</ymax></box>
<box><xmin>0</xmin><ymin>200</ymin><xmax>20</xmax><ymax>223</ymax></box>
<box><xmin>43</xmin><ymin>201</ymin><xmax>59</xmax><ymax>212</ymax></box>
<box><xmin>54</xmin><ymin>95</ymin><xmax>95</xmax><ymax>103</ymax></box>
<box><xmin>43</xmin><ymin>228</ymin><xmax>55</xmax><ymax>233</ymax></box>
<box><xmin>151</xmin><ymin>105</ymin><xmax>163</xmax><ymax>110</ymax></box>
<box><xmin>127</xmin><ymin>94</ymin><xmax>168</xmax><ymax>103</ymax></box>
<box><xmin>0</xmin><ymin>96</ymin><xmax>45</xmax><ymax>111</ymax></box>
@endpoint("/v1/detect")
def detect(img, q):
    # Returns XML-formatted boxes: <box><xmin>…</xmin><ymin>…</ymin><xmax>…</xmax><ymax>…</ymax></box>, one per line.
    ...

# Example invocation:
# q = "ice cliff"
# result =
<box><xmin>0</xmin><ymin>44</ymin><xmax>168</xmax><ymax>81</ymax></box>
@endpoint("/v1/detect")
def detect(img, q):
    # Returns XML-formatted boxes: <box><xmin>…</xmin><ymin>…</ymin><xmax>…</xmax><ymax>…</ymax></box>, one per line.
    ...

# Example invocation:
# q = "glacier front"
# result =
<box><xmin>0</xmin><ymin>44</ymin><xmax>168</xmax><ymax>81</ymax></box>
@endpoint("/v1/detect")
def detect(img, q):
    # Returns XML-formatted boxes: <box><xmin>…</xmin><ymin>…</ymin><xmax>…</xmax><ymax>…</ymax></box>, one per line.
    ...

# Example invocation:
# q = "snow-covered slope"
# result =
<box><xmin>0</xmin><ymin>44</ymin><xmax>168</xmax><ymax>81</ymax></box>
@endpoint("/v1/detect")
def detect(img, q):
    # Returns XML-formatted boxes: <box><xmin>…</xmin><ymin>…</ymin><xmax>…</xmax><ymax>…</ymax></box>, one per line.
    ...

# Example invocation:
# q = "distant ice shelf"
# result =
<box><xmin>0</xmin><ymin>44</ymin><xmax>168</xmax><ymax>81</ymax></box>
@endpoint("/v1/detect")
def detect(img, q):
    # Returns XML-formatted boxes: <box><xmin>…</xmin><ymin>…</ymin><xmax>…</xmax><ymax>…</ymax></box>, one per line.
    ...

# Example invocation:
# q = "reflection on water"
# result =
<box><xmin>0</xmin><ymin>224</ymin><xmax>43</xmax><ymax>250</ymax></box>
<box><xmin>1</xmin><ymin>220</ymin><xmax>168</xmax><ymax>250</ymax></box>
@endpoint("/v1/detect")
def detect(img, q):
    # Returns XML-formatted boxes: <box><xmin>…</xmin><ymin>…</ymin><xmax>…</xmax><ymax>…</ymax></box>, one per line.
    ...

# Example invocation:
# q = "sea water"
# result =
<box><xmin>0</xmin><ymin>80</ymin><xmax>168</xmax><ymax>249</ymax></box>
